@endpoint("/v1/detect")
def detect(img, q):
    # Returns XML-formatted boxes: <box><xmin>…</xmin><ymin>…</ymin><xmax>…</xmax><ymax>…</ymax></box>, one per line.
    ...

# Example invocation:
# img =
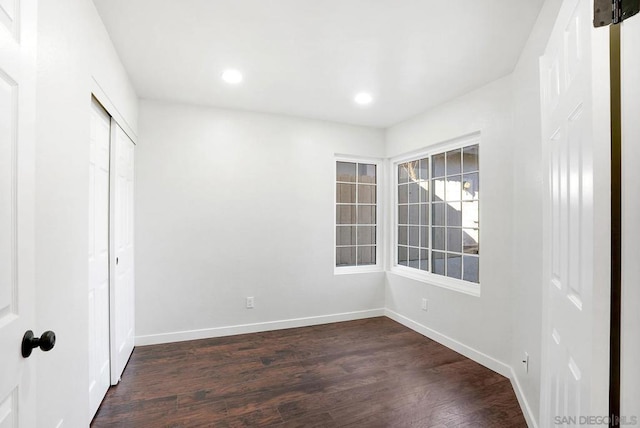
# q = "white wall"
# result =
<box><xmin>135</xmin><ymin>100</ymin><xmax>386</xmax><ymax>343</ymax></box>
<box><xmin>383</xmin><ymin>2</ymin><xmax>562</xmax><ymax>426</ymax></box>
<box><xmin>510</xmin><ymin>0</ymin><xmax>562</xmax><ymax>425</ymax></box>
<box><xmin>35</xmin><ymin>0</ymin><xmax>138</xmax><ymax>426</ymax></box>
<box><xmin>29</xmin><ymin>1</ymin><xmax>567</xmax><ymax>425</ymax></box>
<box><xmin>384</xmin><ymin>76</ymin><xmax>515</xmax><ymax>369</ymax></box>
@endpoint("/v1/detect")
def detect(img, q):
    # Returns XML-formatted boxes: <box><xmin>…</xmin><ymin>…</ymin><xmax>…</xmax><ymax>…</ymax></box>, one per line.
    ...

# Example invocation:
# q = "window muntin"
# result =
<box><xmin>397</xmin><ymin>158</ymin><xmax>430</xmax><ymax>271</ymax></box>
<box><xmin>396</xmin><ymin>143</ymin><xmax>479</xmax><ymax>284</ymax></box>
<box><xmin>336</xmin><ymin>161</ymin><xmax>377</xmax><ymax>267</ymax></box>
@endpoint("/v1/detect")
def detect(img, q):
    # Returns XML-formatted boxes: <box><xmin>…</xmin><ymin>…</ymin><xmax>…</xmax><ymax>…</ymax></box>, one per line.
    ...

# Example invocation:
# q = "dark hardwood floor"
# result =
<box><xmin>91</xmin><ymin>317</ymin><xmax>526</xmax><ymax>427</ymax></box>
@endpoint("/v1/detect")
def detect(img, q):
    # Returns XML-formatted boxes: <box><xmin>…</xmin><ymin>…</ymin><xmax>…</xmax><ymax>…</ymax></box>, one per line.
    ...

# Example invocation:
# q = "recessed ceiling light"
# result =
<box><xmin>354</xmin><ymin>92</ymin><xmax>373</xmax><ymax>106</ymax></box>
<box><xmin>221</xmin><ymin>69</ymin><xmax>243</xmax><ymax>84</ymax></box>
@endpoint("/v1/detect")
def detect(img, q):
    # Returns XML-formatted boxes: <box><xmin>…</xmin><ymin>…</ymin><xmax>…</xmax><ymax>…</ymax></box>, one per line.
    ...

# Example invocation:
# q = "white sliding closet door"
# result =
<box><xmin>110</xmin><ymin>122</ymin><xmax>135</xmax><ymax>384</ymax></box>
<box><xmin>88</xmin><ymin>99</ymin><xmax>112</xmax><ymax>418</ymax></box>
<box><xmin>88</xmin><ymin>100</ymin><xmax>136</xmax><ymax>416</ymax></box>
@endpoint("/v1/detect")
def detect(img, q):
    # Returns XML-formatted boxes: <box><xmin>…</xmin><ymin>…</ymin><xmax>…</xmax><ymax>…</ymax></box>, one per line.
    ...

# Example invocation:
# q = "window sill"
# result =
<box><xmin>388</xmin><ymin>266</ymin><xmax>481</xmax><ymax>297</ymax></box>
<box><xmin>334</xmin><ymin>265</ymin><xmax>384</xmax><ymax>275</ymax></box>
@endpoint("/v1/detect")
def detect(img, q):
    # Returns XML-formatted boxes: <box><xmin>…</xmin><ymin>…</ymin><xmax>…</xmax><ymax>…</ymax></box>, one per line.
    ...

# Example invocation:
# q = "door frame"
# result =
<box><xmin>620</xmin><ymin>13</ymin><xmax>640</xmax><ymax>423</ymax></box>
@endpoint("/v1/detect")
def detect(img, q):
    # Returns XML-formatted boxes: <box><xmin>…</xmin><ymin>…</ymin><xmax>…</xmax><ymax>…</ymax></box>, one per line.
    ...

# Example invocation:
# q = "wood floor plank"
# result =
<box><xmin>92</xmin><ymin>317</ymin><xmax>525</xmax><ymax>427</ymax></box>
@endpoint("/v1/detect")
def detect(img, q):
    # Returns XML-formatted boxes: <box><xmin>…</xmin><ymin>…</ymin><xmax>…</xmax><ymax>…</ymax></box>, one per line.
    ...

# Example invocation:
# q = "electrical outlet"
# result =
<box><xmin>421</xmin><ymin>298</ymin><xmax>428</xmax><ymax>311</ymax></box>
<box><xmin>246</xmin><ymin>297</ymin><xmax>254</xmax><ymax>309</ymax></box>
<box><xmin>522</xmin><ymin>352</ymin><xmax>529</xmax><ymax>373</ymax></box>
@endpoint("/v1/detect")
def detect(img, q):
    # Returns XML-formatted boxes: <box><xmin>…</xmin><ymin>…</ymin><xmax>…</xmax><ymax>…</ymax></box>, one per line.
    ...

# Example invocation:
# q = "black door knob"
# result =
<box><xmin>22</xmin><ymin>330</ymin><xmax>56</xmax><ymax>358</ymax></box>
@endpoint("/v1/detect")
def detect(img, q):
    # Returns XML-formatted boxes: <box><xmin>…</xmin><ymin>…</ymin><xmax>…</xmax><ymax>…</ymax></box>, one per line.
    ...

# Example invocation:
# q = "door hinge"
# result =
<box><xmin>594</xmin><ymin>0</ymin><xmax>640</xmax><ymax>27</ymax></box>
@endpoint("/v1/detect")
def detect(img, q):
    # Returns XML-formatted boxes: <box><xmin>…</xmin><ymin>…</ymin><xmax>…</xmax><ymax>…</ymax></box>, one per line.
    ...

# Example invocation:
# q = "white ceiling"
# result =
<box><xmin>92</xmin><ymin>0</ymin><xmax>544</xmax><ymax>128</ymax></box>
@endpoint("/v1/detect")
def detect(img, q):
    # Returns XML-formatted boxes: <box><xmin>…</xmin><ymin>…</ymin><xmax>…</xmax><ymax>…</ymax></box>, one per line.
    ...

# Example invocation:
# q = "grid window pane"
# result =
<box><xmin>432</xmin><ymin>251</ymin><xmax>445</xmax><ymax>275</ymax></box>
<box><xmin>433</xmin><ymin>227</ymin><xmax>445</xmax><ymax>251</ymax></box>
<box><xmin>408</xmin><ymin>182</ymin><xmax>420</xmax><ymax>203</ymax></box>
<box><xmin>463</xmin><ymin>229</ymin><xmax>479</xmax><ymax>254</ymax></box>
<box><xmin>407</xmin><ymin>161</ymin><xmax>419</xmax><ymax>182</ymax></box>
<box><xmin>398</xmin><ymin>226</ymin><xmax>408</xmax><ymax>246</ymax></box>
<box><xmin>398</xmin><ymin>246</ymin><xmax>408</xmax><ymax>266</ymax></box>
<box><xmin>336</xmin><ymin>161</ymin><xmax>377</xmax><ymax>267</ymax></box>
<box><xmin>398</xmin><ymin>163</ymin><xmax>409</xmax><ymax>184</ymax></box>
<box><xmin>447</xmin><ymin>228</ymin><xmax>462</xmax><ymax>253</ymax></box>
<box><xmin>420</xmin><ymin>204</ymin><xmax>429</xmax><ymax>225</ymax></box>
<box><xmin>419</xmin><ymin>249</ymin><xmax>429</xmax><ymax>271</ymax></box>
<box><xmin>398</xmin><ymin>205</ymin><xmax>408</xmax><ymax>225</ymax></box>
<box><xmin>398</xmin><ymin>184</ymin><xmax>408</xmax><ymax>204</ymax></box>
<box><xmin>395</xmin><ymin>143</ymin><xmax>479</xmax><ymax>285</ymax></box>
<box><xmin>357</xmin><ymin>226</ymin><xmax>376</xmax><ymax>245</ymax></box>
<box><xmin>408</xmin><ymin>247</ymin><xmax>420</xmax><ymax>269</ymax></box>
<box><xmin>432</xmin><ymin>203</ymin><xmax>445</xmax><ymax>226</ymax></box>
<box><xmin>446</xmin><ymin>175</ymin><xmax>462</xmax><ymax>201</ymax></box>
<box><xmin>432</xmin><ymin>178</ymin><xmax>445</xmax><ymax>202</ymax></box>
<box><xmin>419</xmin><ymin>182</ymin><xmax>429</xmax><ymax>203</ymax></box>
<box><xmin>433</xmin><ymin>153</ymin><xmax>446</xmax><ymax>177</ymax></box>
<box><xmin>408</xmin><ymin>226</ymin><xmax>419</xmax><ymax>247</ymax></box>
<box><xmin>446</xmin><ymin>149</ymin><xmax>462</xmax><ymax>175</ymax></box>
<box><xmin>462</xmin><ymin>201</ymin><xmax>479</xmax><ymax>228</ymax></box>
<box><xmin>336</xmin><ymin>205</ymin><xmax>356</xmax><ymax>225</ymax></box>
<box><xmin>337</xmin><ymin>162</ymin><xmax>356</xmax><ymax>182</ymax></box>
<box><xmin>336</xmin><ymin>226</ymin><xmax>356</xmax><ymax>246</ymax></box>
<box><xmin>358</xmin><ymin>164</ymin><xmax>376</xmax><ymax>184</ymax></box>
<box><xmin>408</xmin><ymin>205</ymin><xmax>420</xmax><ymax>225</ymax></box>
<box><xmin>462</xmin><ymin>173</ymin><xmax>479</xmax><ymax>201</ymax></box>
<box><xmin>420</xmin><ymin>226</ymin><xmax>429</xmax><ymax>248</ymax></box>
<box><xmin>357</xmin><ymin>246</ymin><xmax>376</xmax><ymax>265</ymax></box>
<box><xmin>447</xmin><ymin>202</ymin><xmax>462</xmax><ymax>227</ymax></box>
<box><xmin>463</xmin><ymin>145</ymin><xmax>479</xmax><ymax>173</ymax></box>
<box><xmin>447</xmin><ymin>254</ymin><xmax>462</xmax><ymax>279</ymax></box>
<box><xmin>336</xmin><ymin>247</ymin><xmax>356</xmax><ymax>266</ymax></box>
<box><xmin>419</xmin><ymin>158</ymin><xmax>429</xmax><ymax>180</ymax></box>
<box><xmin>357</xmin><ymin>205</ymin><xmax>376</xmax><ymax>225</ymax></box>
<box><xmin>337</xmin><ymin>183</ymin><xmax>356</xmax><ymax>203</ymax></box>
<box><xmin>463</xmin><ymin>255</ymin><xmax>479</xmax><ymax>283</ymax></box>
<box><xmin>358</xmin><ymin>185</ymin><xmax>376</xmax><ymax>204</ymax></box>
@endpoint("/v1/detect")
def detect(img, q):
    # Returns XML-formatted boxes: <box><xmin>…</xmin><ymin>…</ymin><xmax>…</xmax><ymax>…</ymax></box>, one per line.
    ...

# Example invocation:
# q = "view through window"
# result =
<box><xmin>397</xmin><ymin>144</ymin><xmax>479</xmax><ymax>283</ymax></box>
<box><xmin>336</xmin><ymin>161</ymin><xmax>377</xmax><ymax>267</ymax></box>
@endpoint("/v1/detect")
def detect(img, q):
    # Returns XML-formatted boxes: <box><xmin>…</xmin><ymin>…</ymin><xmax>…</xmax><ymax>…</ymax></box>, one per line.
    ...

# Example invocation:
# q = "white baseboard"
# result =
<box><xmin>384</xmin><ymin>308</ymin><xmax>511</xmax><ymax>377</ymax></box>
<box><xmin>510</xmin><ymin>368</ymin><xmax>539</xmax><ymax>428</ymax></box>
<box><xmin>135</xmin><ymin>306</ymin><xmax>537</xmax><ymax>427</ymax></box>
<box><xmin>385</xmin><ymin>308</ymin><xmax>537</xmax><ymax>427</ymax></box>
<box><xmin>135</xmin><ymin>308</ymin><xmax>386</xmax><ymax>346</ymax></box>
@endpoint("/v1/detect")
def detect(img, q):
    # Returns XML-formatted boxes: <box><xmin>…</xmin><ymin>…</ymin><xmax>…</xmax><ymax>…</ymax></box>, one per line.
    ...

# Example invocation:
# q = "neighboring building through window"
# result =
<box><xmin>335</xmin><ymin>160</ymin><xmax>377</xmax><ymax>268</ymax></box>
<box><xmin>396</xmin><ymin>140</ymin><xmax>480</xmax><ymax>285</ymax></box>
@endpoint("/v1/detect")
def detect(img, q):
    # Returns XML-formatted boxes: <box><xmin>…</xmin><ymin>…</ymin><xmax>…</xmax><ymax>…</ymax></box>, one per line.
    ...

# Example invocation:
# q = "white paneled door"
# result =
<box><xmin>89</xmin><ymin>99</ymin><xmax>112</xmax><ymax>419</ymax></box>
<box><xmin>540</xmin><ymin>0</ymin><xmax>611</xmax><ymax>425</ymax></box>
<box><xmin>110</xmin><ymin>122</ymin><xmax>135</xmax><ymax>385</ymax></box>
<box><xmin>0</xmin><ymin>0</ymin><xmax>38</xmax><ymax>426</ymax></box>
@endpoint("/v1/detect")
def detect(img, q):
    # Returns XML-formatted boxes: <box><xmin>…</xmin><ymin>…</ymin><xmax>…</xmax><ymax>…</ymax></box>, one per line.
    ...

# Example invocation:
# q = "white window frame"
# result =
<box><xmin>389</xmin><ymin>133</ymin><xmax>481</xmax><ymax>296</ymax></box>
<box><xmin>334</xmin><ymin>155</ymin><xmax>384</xmax><ymax>275</ymax></box>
